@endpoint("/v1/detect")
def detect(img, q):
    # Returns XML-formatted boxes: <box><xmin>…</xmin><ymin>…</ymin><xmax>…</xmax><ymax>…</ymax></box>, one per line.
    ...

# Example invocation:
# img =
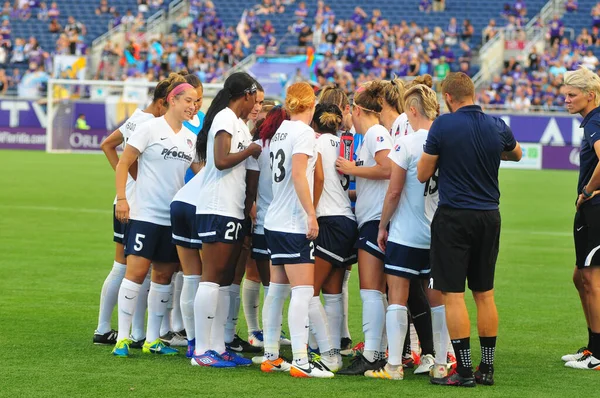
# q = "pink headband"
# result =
<box><xmin>167</xmin><ymin>83</ymin><xmax>194</xmax><ymax>102</ymax></box>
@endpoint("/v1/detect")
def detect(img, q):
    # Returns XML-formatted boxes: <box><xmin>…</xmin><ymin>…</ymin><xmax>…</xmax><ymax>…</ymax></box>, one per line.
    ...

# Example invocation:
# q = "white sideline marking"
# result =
<box><xmin>0</xmin><ymin>205</ymin><xmax>112</xmax><ymax>215</ymax></box>
<box><xmin>503</xmin><ymin>229</ymin><xmax>571</xmax><ymax>237</ymax></box>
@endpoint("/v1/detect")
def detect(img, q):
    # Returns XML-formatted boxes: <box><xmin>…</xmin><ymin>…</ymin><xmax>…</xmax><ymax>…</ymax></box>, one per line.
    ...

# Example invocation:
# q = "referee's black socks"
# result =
<box><xmin>451</xmin><ymin>337</ymin><xmax>473</xmax><ymax>377</ymax></box>
<box><xmin>592</xmin><ymin>331</ymin><xmax>600</xmax><ymax>358</ymax></box>
<box><xmin>479</xmin><ymin>336</ymin><xmax>497</xmax><ymax>374</ymax></box>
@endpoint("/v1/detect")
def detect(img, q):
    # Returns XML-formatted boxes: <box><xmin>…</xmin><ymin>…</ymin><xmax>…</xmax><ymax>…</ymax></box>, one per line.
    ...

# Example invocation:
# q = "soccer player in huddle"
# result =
<box><xmin>112</xmin><ymin>73</ymin><xmax>201</xmax><ymax>357</ymax></box>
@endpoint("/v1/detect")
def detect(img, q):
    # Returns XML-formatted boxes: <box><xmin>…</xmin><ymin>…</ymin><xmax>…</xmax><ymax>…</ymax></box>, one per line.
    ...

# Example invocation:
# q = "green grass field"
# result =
<box><xmin>0</xmin><ymin>150</ymin><xmax>597</xmax><ymax>397</ymax></box>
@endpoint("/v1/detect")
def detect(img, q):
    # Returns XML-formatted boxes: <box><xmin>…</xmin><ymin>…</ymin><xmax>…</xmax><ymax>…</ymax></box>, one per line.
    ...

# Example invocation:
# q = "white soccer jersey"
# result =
<box><xmin>126</xmin><ymin>116</ymin><xmax>197</xmax><ymax>226</ymax></box>
<box><xmin>315</xmin><ymin>133</ymin><xmax>355</xmax><ymax>220</ymax></box>
<box><xmin>354</xmin><ymin>124</ymin><xmax>392</xmax><ymax>228</ymax></box>
<box><xmin>173</xmin><ymin>167</ymin><xmax>204</xmax><ymax>205</ymax></box>
<box><xmin>113</xmin><ymin>109</ymin><xmax>155</xmax><ymax>205</ymax></box>
<box><xmin>195</xmin><ymin>107</ymin><xmax>252</xmax><ymax>220</ymax></box>
<box><xmin>264</xmin><ymin>120</ymin><xmax>317</xmax><ymax>234</ymax></box>
<box><xmin>388</xmin><ymin>129</ymin><xmax>437</xmax><ymax>249</ymax></box>
<box><xmin>246</xmin><ymin>139</ymin><xmax>272</xmax><ymax>235</ymax></box>
<box><xmin>391</xmin><ymin>113</ymin><xmax>414</xmax><ymax>140</ymax></box>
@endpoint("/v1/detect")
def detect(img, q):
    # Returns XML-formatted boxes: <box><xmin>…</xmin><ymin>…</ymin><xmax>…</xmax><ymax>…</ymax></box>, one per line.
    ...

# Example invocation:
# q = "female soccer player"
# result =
<box><xmin>335</xmin><ymin>81</ymin><xmax>392</xmax><ymax>375</ymax></box>
<box><xmin>367</xmin><ymin>84</ymin><xmax>448</xmax><ymax>380</ymax></box>
<box><xmin>168</xmin><ymin>73</ymin><xmax>205</xmax><ymax>357</ymax></box>
<box><xmin>112</xmin><ymin>73</ymin><xmax>200</xmax><ymax>357</ymax></box>
<box><xmin>311</xmin><ymin>103</ymin><xmax>358</xmax><ymax>372</ymax></box>
<box><xmin>261</xmin><ymin>82</ymin><xmax>333</xmax><ymax>378</ymax></box>
<box><xmin>94</xmin><ymin>78</ymin><xmax>169</xmax><ymax>346</ymax></box>
<box><xmin>244</xmin><ymin>105</ymin><xmax>290</xmax><ymax>349</ymax></box>
<box><xmin>191</xmin><ymin>72</ymin><xmax>261</xmax><ymax>368</ymax></box>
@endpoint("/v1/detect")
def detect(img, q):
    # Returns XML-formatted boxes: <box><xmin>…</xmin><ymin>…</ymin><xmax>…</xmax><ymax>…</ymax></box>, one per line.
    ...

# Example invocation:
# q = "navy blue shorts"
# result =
<box><xmin>196</xmin><ymin>214</ymin><xmax>245</xmax><ymax>244</ymax></box>
<box><xmin>355</xmin><ymin>220</ymin><xmax>385</xmax><ymax>260</ymax></box>
<box><xmin>251</xmin><ymin>232</ymin><xmax>270</xmax><ymax>260</ymax></box>
<box><xmin>265</xmin><ymin>229</ymin><xmax>315</xmax><ymax>265</ymax></box>
<box><xmin>113</xmin><ymin>205</ymin><xmax>126</xmax><ymax>244</ymax></box>
<box><xmin>124</xmin><ymin>220</ymin><xmax>179</xmax><ymax>263</ymax></box>
<box><xmin>171</xmin><ymin>201</ymin><xmax>202</xmax><ymax>249</ymax></box>
<box><xmin>384</xmin><ymin>241</ymin><xmax>431</xmax><ymax>279</ymax></box>
<box><xmin>315</xmin><ymin>216</ymin><xmax>358</xmax><ymax>267</ymax></box>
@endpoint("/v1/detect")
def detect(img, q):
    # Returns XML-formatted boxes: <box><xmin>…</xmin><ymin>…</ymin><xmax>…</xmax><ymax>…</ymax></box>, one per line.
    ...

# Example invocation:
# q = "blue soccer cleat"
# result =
<box><xmin>142</xmin><ymin>339</ymin><xmax>179</xmax><ymax>355</ymax></box>
<box><xmin>220</xmin><ymin>350</ymin><xmax>253</xmax><ymax>367</ymax></box>
<box><xmin>186</xmin><ymin>338</ymin><xmax>196</xmax><ymax>358</ymax></box>
<box><xmin>191</xmin><ymin>350</ymin><xmax>237</xmax><ymax>368</ymax></box>
<box><xmin>112</xmin><ymin>339</ymin><xmax>131</xmax><ymax>358</ymax></box>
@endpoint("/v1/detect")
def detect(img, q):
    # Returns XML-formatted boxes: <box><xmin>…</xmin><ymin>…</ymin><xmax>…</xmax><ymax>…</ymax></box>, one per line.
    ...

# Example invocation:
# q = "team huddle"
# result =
<box><xmin>92</xmin><ymin>68</ymin><xmax>527</xmax><ymax>386</ymax></box>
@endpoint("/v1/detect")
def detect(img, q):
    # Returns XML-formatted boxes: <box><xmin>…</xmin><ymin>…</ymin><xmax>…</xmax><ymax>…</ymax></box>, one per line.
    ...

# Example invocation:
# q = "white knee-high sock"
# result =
<box><xmin>431</xmin><ymin>305</ymin><xmax>450</xmax><ymax>364</ymax></box>
<box><xmin>146</xmin><ymin>282</ymin><xmax>172</xmax><ymax>343</ymax></box>
<box><xmin>159</xmin><ymin>280</ymin><xmax>175</xmax><ymax>336</ymax></box>
<box><xmin>380</xmin><ymin>294</ymin><xmax>389</xmax><ymax>357</ymax></box>
<box><xmin>209</xmin><ymin>286</ymin><xmax>229</xmax><ymax>354</ymax></box>
<box><xmin>97</xmin><ymin>261</ymin><xmax>126</xmax><ymax>334</ymax></box>
<box><xmin>360</xmin><ymin>289</ymin><xmax>384</xmax><ymax>362</ymax></box>
<box><xmin>309</xmin><ymin>296</ymin><xmax>332</xmax><ymax>354</ymax></box>
<box><xmin>263</xmin><ymin>283</ymin><xmax>290</xmax><ymax>360</ymax></box>
<box><xmin>323</xmin><ymin>293</ymin><xmax>343</xmax><ymax>350</ymax></box>
<box><xmin>387</xmin><ymin>304</ymin><xmax>408</xmax><ymax>367</ymax></box>
<box><xmin>171</xmin><ymin>272</ymin><xmax>184</xmax><ymax>332</ymax></box>
<box><xmin>224</xmin><ymin>284</ymin><xmax>241</xmax><ymax>344</ymax></box>
<box><xmin>181</xmin><ymin>275</ymin><xmax>201</xmax><ymax>340</ymax></box>
<box><xmin>289</xmin><ymin>285</ymin><xmax>313</xmax><ymax>365</ymax></box>
<box><xmin>342</xmin><ymin>269</ymin><xmax>351</xmax><ymax>339</ymax></box>
<box><xmin>193</xmin><ymin>281</ymin><xmax>219</xmax><ymax>355</ymax></box>
<box><xmin>116</xmin><ymin>278</ymin><xmax>141</xmax><ymax>342</ymax></box>
<box><xmin>263</xmin><ymin>285</ymin><xmax>269</xmax><ymax>300</ymax></box>
<box><xmin>242</xmin><ymin>279</ymin><xmax>261</xmax><ymax>333</ymax></box>
<box><xmin>131</xmin><ymin>272</ymin><xmax>150</xmax><ymax>341</ymax></box>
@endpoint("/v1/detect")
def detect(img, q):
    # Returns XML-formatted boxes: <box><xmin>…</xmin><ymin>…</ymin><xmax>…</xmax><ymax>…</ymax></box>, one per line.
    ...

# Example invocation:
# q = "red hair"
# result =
<box><xmin>259</xmin><ymin>106</ymin><xmax>289</xmax><ymax>145</ymax></box>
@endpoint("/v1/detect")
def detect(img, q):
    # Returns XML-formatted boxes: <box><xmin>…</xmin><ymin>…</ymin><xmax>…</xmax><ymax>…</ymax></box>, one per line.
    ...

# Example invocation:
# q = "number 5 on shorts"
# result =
<box><xmin>134</xmin><ymin>233</ymin><xmax>146</xmax><ymax>251</ymax></box>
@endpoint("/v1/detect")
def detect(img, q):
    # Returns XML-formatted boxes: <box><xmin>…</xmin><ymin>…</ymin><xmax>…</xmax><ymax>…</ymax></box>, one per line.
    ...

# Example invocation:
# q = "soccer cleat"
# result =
<box><xmin>112</xmin><ymin>339</ymin><xmax>132</xmax><ymax>358</ymax></box>
<box><xmin>129</xmin><ymin>337</ymin><xmax>145</xmax><ymax>349</ymax></box>
<box><xmin>347</xmin><ymin>342</ymin><xmax>364</xmax><ymax>358</ymax></box>
<box><xmin>290</xmin><ymin>361</ymin><xmax>335</xmax><ymax>378</ymax></box>
<box><xmin>261</xmin><ymin>357</ymin><xmax>292</xmax><ymax>372</ymax></box>
<box><xmin>248</xmin><ymin>331</ymin><xmax>264</xmax><ymax>348</ymax></box>
<box><xmin>447</xmin><ymin>353</ymin><xmax>457</xmax><ymax>368</ymax></box>
<box><xmin>564</xmin><ymin>351</ymin><xmax>600</xmax><ymax>370</ymax></box>
<box><xmin>430</xmin><ymin>369</ymin><xmax>476</xmax><ymax>387</ymax></box>
<box><xmin>226</xmin><ymin>334</ymin><xmax>262</xmax><ymax>353</ymax></box>
<box><xmin>142</xmin><ymin>339</ymin><xmax>179</xmax><ymax>355</ymax></box>
<box><xmin>160</xmin><ymin>331</ymin><xmax>187</xmax><ymax>347</ymax></box>
<box><xmin>414</xmin><ymin>354</ymin><xmax>435</xmax><ymax>374</ymax></box>
<box><xmin>430</xmin><ymin>363</ymin><xmax>449</xmax><ymax>379</ymax></box>
<box><xmin>191</xmin><ymin>350</ymin><xmax>237</xmax><ymax>368</ymax></box>
<box><xmin>310</xmin><ymin>352</ymin><xmax>342</xmax><ymax>373</ymax></box>
<box><xmin>562</xmin><ymin>346</ymin><xmax>588</xmax><ymax>362</ymax></box>
<box><xmin>340</xmin><ymin>337</ymin><xmax>353</xmax><ymax>356</ymax></box>
<box><xmin>220</xmin><ymin>350</ymin><xmax>253</xmax><ymax>366</ymax></box>
<box><xmin>280</xmin><ymin>331</ymin><xmax>292</xmax><ymax>346</ymax></box>
<box><xmin>337</xmin><ymin>354</ymin><xmax>380</xmax><ymax>376</ymax></box>
<box><xmin>365</xmin><ymin>365</ymin><xmax>404</xmax><ymax>380</ymax></box>
<box><xmin>402</xmin><ymin>354</ymin><xmax>415</xmax><ymax>368</ymax></box>
<box><xmin>186</xmin><ymin>339</ymin><xmax>195</xmax><ymax>358</ymax></box>
<box><xmin>94</xmin><ymin>329</ymin><xmax>118</xmax><ymax>345</ymax></box>
<box><xmin>252</xmin><ymin>356</ymin><xmax>266</xmax><ymax>365</ymax></box>
<box><xmin>474</xmin><ymin>367</ymin><xmax>495</xmax><ymax>385</ymax></box>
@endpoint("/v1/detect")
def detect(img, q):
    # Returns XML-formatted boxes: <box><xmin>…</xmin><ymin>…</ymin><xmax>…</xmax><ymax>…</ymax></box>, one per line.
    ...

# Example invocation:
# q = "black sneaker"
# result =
<box><xmin>337</xmin><ymin>354</ymin><xmax>380</xmax><ymax>376</ymax></box>
<box><xmin>431</xmin><ymin>370</ymin><xmax>476</xmax><ymax>387</ymax></box>
<box><xmin>474</xmin><ymin>368</ymin><xmax>494</xmax><ymax>385</ymax></box>
<box><xmin>341</xmin><ymin>337</ymin><xmax>352</xmax><ymax>350</ymax></box>
<box><xmin>93</xmin><ymin>329</ymin><xmax>118</xmax><ymax>345</ymax></box>
<box><xmin>226</xmin><ymin>334</ymin><xmax>262</xmax><ymax>353</ymax></box>
<box><xmin>130</xmin><ymin>337</ymin><xmax>145</xmax><ymax>349</ymax></box>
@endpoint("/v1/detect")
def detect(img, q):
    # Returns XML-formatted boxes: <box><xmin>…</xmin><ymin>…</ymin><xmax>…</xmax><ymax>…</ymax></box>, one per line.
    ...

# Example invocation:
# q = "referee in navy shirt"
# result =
<box><xmin>562</xmin><ymin>66</ymin><xmax>600</xmax><ymax>371</ymax></box>
<box><xmin>417</xmin><ymin>72</ymin><xmax>522</xmax><ymax>387</ymax></box>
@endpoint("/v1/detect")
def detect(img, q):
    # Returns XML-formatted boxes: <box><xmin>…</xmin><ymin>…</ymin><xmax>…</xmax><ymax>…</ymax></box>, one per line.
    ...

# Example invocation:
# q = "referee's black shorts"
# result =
<box><xmin>430</xmin><ymin>207</ymin><xmax>501</xmax><ymax>293</ymax></box>
<box><xmin>574</xmin><ymin>203</ymin><xmax>600</xmax><ymax>269</ymax></box>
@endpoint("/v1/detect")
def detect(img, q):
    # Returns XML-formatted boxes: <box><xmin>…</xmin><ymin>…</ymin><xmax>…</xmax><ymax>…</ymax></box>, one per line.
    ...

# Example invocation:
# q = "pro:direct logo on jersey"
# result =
<box><xmin>161</xmin><ymin>147</ymin><xmax>193</xmax><ymax>162</ymax></box>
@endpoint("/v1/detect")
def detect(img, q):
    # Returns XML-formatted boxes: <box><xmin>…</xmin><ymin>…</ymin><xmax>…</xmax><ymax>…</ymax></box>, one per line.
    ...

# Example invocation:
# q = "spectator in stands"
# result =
<box><xmin>297</xmin><ymin>23</ymin><xmax>311</xmax><ymax>47</ymax></box>
<box><xmin>11</xmin><ymin>38</ymin><xmax>25</xmax><ymax>63</ymax></box>
<box><xmin>290</xmin><ymin>17</ymin><xmax>306</xmax><ymax>34</ymax></box>
<box><xmin>24</xmin><ymin>36</ymin><xmax>45</xmax><ymax>65</ymax></box>
<box><xmin>548</xmin><ymin>14</ymin><xmax>564</xmax><ymax>46</ymax></box>
<box><xmin>96</xmin><ymin>0</ymin><xmax>113</xmax><ymax>15</ymax></box>
<box><xmin>149</xmin><ymin>0</ymin><xmax>163</xmax><ymax>9</ymax></box>
<box><xmin>36</xmin><ymin>1</ymin><xmax>47</xmax><ymax>19</ymax></box>
<box><xmin>138</xmin><ymin>0</ymin><xmax>149</xmax><ymax>13</ymax></box>
<box><xmin>459</xmin><ymin>61</ymin><xmax>472</xmax><ymax>77</ymax></box>
<box><xmin>579</xmin><ymin>28</ymin><xmax>594</xmax><ymax>46</ymax></box>
<box><xmin>528</xmin><ymin>47</ymin><xmax>539</xmax><ymax>71</ymax></box>
<box><xmin>483</xmin><ymin>19</ymin><xmax>498</xmax><ymax>42</ymax></box>
<box><xmin>9</xmin><ymin>68</ymin><xmax>20</xmax><ymax>88</ymax></box>
<box><xmin>566</xmin><ymin>0</ymin><xmax>578</xmax><ymax>13</ymax></box>
<box><xmin>442</xmin><ymin>45</ymin><xmax>455</xmax><ymax>63</ymax></box>
<box><xmin>459</xmin><ymin>41</ymin><xmax>472</xmax><ymax>66</ymax></box>
<box><xmin>461</xmin><ymin>19</ymin><xmax>474</xmax><ymax>42</ymax></box>
<box><xmin>593</xmin><ymin>5</ymin><xmax>600</xmax><ymax>29</ymax></box>
<box><xmin>47</xmin><ymin>1</ymin><xmax>58</xmax><ymax>19</ymax></box>
<box><xmin>121</xmin><ymin>9</ymin><xmax>135</xmax><ymax>26</ymax></box>
<box><xmin>351</xmin><ymin>6</ymin><xmax>367</xmax><ymax>25</ymax></box>
<box><xmin>1</xmin><ymin>1</ymin><xmax>9</xmax><ymax>18</ymax></box>
<box><xmin>419</xmin><ymin>0</ymin><xmax>432</xmax><ymax>13</ymax></box>
<box><xmin>434</xmin><ymin>56</ymin><xmax>450</xmax><ymax>80</ymax></box>
<box><xmin>432</xmin><ymin>0</ymin><xmax>445</xmax><ymax>12</ymax></box>
<box><xmin>583</xmin><ymin>50</ymin><xmax>599</xmax><ymax>71</ymax></box>
<box><xmin>513</xmin><ymin>0</ymin><xmax>526</xmax><ymax>17</ymax></box>
<box><xmin>295</xmin><ymin>1</ymin><xmax>307</xmax><ymax>19</ymax></box>
<box><xmin>514</xmin><ymin>86</ymin><xmax>531</xmax><ymax>112</ymax></box>
<box><xmin>445</xmin><ymin>17</ymin><xmax>458</xmax><ymax>45</ymax></box>
<box><xmin>0</xmin><ymin>69</ymin><xmax>7</xmax><ymax>95</ymax></box>
<box><xmin>48</xmin><ymin>16</ymin><xmax>60</xmax><ymax>32</ymax></box>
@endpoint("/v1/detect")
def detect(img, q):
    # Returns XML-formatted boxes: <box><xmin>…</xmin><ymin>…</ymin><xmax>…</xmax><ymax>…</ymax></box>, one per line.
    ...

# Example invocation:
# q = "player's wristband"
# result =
<box><xmin>583</xmin><ymin>186</ymin><xmax>593</xmax><ymax>198</ymax></box>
